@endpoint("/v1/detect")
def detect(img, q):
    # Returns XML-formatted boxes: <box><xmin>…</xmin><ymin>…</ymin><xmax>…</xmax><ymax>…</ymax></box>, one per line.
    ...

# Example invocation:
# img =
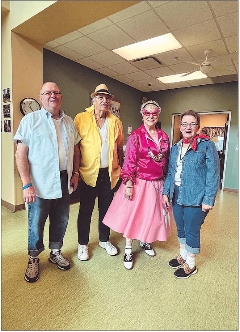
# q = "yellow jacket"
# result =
<box><xmin>74</xmin><ymin>105</ymin><xmax>124</xmax><ymax>189</ymax></box>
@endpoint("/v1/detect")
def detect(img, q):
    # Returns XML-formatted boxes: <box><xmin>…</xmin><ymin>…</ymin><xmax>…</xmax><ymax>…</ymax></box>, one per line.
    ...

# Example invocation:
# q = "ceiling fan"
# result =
<box><xmin>182</xmin><ymin>49</ymin><xmax>218</xmax><ymax>77</ymax></box>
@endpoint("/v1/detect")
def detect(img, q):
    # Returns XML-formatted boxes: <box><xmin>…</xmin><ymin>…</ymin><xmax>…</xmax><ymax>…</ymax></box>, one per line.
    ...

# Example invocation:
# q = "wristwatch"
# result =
<box><xmin>20</xmin><ymin>97</ymin><xmax>41</xmax><ymax>116</ymax></box>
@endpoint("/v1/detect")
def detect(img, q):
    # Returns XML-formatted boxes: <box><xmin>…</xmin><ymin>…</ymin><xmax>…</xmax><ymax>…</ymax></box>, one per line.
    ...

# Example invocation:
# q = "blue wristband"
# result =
<box><xmin>22</xmin><ymin>183</ymin><xmax>32</xmax><ymax>190</ymax></box>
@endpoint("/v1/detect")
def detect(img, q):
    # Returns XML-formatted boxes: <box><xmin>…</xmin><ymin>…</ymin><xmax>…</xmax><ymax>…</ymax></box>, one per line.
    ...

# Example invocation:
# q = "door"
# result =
<box><xmin>171</xmin><ymin>111</ymin><xmax>231</xmax><ymax>189</ymax></box>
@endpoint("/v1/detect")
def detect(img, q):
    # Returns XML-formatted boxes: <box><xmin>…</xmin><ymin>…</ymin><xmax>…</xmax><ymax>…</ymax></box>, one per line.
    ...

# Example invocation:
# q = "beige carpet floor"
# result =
<box><xmin>1</xmin><ymin>190</ymin><xmax>238</xmax><ymax>331</ymax></box>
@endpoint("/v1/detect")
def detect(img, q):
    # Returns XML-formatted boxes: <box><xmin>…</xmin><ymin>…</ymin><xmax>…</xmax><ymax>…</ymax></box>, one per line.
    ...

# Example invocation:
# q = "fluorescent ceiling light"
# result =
<box><xmin>113</xmin><ymin>33</ymin><xmax>182</xmax><ymax>61</ymax></box>
<box><xmin>157</xmin><ymin>71</ymin><xmax>207</xmax><ymax>84</ymax></box>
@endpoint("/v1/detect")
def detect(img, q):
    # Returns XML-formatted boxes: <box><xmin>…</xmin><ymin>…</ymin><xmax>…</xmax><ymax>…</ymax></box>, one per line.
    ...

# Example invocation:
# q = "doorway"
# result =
<box><xmin>171</xmin><ymin>111</ymin><xmax>231</xmax><ymax>189</ymax></box>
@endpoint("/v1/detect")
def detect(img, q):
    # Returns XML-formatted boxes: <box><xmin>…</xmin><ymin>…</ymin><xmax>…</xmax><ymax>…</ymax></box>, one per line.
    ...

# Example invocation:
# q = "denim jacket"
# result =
<box><xmin>162</xmin><ymin>138</ymin><xmax>220</xmax><ymax>206</ymax></box>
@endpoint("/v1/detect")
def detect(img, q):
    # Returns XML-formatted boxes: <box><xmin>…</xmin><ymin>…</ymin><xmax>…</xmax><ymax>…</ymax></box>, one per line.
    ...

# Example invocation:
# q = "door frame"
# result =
<box><xmin>170</xmin><ymin>111</ymin><xmax>231</xmax><ymax>190</ymax></box>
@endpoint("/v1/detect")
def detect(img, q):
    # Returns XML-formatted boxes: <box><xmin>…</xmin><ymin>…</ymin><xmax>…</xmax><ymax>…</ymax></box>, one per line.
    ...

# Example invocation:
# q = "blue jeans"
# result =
<box><xmin>28</xmin><ymin>171</ymin><xmax>70</xmax><ymax>257</ymax></box>
<box><xmin>172</xmin><ymin>185</ymin><xmax>208</xmax><ymax>254</ymax></box>
<box><xmin>77</xmin><ymin>168</ymin><xmax>114</xmax><ymax>245</ymax></box>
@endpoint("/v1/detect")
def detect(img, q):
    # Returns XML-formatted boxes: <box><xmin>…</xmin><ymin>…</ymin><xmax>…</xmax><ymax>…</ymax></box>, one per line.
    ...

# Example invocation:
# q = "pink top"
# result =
<box><xmin>121</xmin><ymin>124</ymin><xmax>170</xmax><ymax>184</ymax></box>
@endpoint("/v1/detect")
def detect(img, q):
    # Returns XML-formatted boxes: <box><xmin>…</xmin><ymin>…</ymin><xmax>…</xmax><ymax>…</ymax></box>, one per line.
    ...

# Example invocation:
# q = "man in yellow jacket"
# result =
<box><xmin>74</xmin><ymin>84</ymin><xmax>124</xmax><ymax>261</ymax></box>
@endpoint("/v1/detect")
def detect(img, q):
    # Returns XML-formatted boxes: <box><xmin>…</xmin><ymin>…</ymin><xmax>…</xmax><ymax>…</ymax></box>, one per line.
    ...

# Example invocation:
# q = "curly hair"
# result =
<box><xmin>180</xmin><ymin>110</ymin><xmax>200</xmax><ymax>125</ymax></box>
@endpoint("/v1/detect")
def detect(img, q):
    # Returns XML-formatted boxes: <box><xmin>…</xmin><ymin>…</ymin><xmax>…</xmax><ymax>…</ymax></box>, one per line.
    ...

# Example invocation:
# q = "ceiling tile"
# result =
<box><xmin>50</xmin><ymin>46</ymin><xmax>82</xmax><ymax>61</ymax></box>
<box><xmin>174</xmin><ymin>20</ymin><xmax>222</xmax><ymax>47</ymax></box>
<box><xmin>225</xmin><ymin>36</ymin><xmax>238</xmax><ymax>53</ymax></box>
<box><xmin>64</xmin><ymin>36</ymin><xmax>107</xmax><ymax>57</ymax></box>
<box><xmin>186</xmin><ymin>40</ymin><xmax>229</xmax><ymax>60</ymax></box>
<box><xmin>168</xmin><ymin>63</ymin><xmax>200</xmax><ymax>75</ymax></box>
<box><xmin>53</xmin><ymin>30</ymin><xmax>83</xmax><ymax>45</ymax></box>
<box><xmin>209</xmin><ymin>1</ymin><xmax>239</xmax><ymax>17</ymax></box>
<box><xmin>44</xmin><ymin>40</ymin><xmax>60</xmax><ymax>50</ymax></box>
<box><xmin>87</xmin><ymin>25</ymin><xmax>135</xmax><ymax>50</ymax></box>
<box><xmin>77</xmin><ymin>18</ymin><xmax>113</xmax><ymax>35</ymax></box>
<box><xmin>154</xmin><ymin>48</ymin><xmax>196</xmax><ymax>65</ymax></box>
<box><xmin>216</xmin><ymin>13</ymin><xmax>238</xmax><ymax>38</ymax></box>
<box><xmin>88</xmin><ymin>51</ymin><xmax>125</xmax><ymax>67</ymax></box>
<box><xmin>116</xmin><ymin>10</ymin><xmax>169</xmax><ymax>41</ymax></box>
<box><xmin>75</xmin><ymin>58</ymin><xmax>104</xmax><ymax>70</ymax></box>
<box><xmin>108</xmin><ymin>2</ymin><xmax>151</xmax><ymax>23</ymax></box>
<box><xmin>147</xmin><ymin>1</ymin><xmax>170</xmax><ymax>8</ymax></box>
<box><xmin>165</xmin><ymin>81</ymin><xmax>191</xmax><ymax>89</ymax></box>
<box><xmin>124</xmin><ymin>71</ymin><xmax>153</xmax><ymax>81</ymax></box>
<box><xmin>96</xmin><ymin>67</ymin><xmax>120</xmax><ymax>78</ymax></box>
<box><xmin>145</xmin><ymin>67</ymin><xmax>176</xmax><ymax>77</ymax></box>
<box><xmin>154</xmin><ymin>1</ymin><xmax>213</xmax><ymax>30</ymax></box>
<box><xmin>108</xmin><ymin>62</ymin><xmax>140</xmax><ymax>75</ymax></box>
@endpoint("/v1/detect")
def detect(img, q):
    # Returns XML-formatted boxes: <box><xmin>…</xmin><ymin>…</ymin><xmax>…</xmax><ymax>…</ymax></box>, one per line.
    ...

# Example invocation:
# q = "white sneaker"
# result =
<box><xmin>139</xmin><ymin>242</ymin><xmax>155</xmax><ymax>256</ymax></box>
<box><xmin>123</xmin><ymin>253</ymin><xmax>133</xmax><ymax>270</ymax></box>
<box><xmin>99</xmin><ymin>241</ymin><xmax>118</xmax><ymax>256</ymax></box>
<box><xmin>78</xmin><ymin>244</ymin><xmax>89</xmax><ymax>261</ymax></box>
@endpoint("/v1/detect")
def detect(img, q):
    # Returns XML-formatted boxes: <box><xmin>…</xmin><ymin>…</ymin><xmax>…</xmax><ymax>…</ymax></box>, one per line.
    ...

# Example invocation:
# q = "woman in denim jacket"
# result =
<box><xmin>163</xmin><ymin>110</ymin><xmax>220</xmax><ymax>279</ymax></box>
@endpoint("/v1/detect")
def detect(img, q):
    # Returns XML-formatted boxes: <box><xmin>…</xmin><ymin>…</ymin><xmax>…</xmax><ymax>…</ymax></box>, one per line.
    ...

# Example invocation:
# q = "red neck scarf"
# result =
<box><xmin>182</xmin><ymin>134</ymin><xmax>210</xmax><ymax>151</ymax></box>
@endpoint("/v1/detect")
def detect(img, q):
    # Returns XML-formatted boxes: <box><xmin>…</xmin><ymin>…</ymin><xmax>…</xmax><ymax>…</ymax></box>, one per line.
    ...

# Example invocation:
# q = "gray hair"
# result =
<box><xmin>140</xmin><ymin>100</ymin><xmax>161</xmax><ymax>115</ymax></box>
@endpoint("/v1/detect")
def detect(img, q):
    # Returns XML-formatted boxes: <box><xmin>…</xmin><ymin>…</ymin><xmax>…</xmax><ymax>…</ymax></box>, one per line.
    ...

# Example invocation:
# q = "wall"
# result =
<box><xmin>43</xmin><ymin>49</ymin><xmax>143</xmax><ymax>138</ymax></box>
<box><xmin>44</xmin><ymin>50</ymin><xmax>238</xmax><ymax>191</ymax></box>
<box><xmin>148</xmin><ymin>82</ymin><xmax>238</xmax><ymax>190</ymax></box>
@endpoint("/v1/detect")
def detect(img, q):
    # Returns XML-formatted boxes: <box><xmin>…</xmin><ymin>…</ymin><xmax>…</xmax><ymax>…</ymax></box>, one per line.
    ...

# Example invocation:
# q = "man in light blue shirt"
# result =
<box><xmin>14</xmin><ymin>82</ymin><xmax>81</xmax><ymax>283</ymax></box>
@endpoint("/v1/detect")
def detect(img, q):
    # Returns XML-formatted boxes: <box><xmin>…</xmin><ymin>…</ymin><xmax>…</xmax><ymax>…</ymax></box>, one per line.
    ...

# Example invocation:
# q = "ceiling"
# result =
<box><xmin>44</xmin><ymin>1</ymin><xmax>238</xmax><ymax>92</ymax></box>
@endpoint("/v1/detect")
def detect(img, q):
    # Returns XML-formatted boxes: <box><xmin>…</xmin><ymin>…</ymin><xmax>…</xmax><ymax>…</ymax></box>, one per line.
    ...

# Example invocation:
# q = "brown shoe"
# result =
<box><xmin>174</xmin><ymin>263</ymin><xmax>197</xmax><ymax>279</ymax></box>
<box><xmin>168</xmin><ymin>254</ymin><xmax>186</xmax><ymax>269</ymax></box>
<box><xmin>24</xmin><ymin>257</ymin><xmax>40</xmax><ymax>283</ymax></box>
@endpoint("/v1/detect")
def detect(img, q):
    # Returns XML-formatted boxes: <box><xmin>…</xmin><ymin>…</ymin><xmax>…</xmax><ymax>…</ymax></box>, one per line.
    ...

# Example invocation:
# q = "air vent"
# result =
<box><xmin>131</xmin><ymin>56</ymin><xmax>163</xmax><ymax>70</ymax></box>
<box><xmin>210</xmin><ymin>74</ymin><xmax>238</xmax><ymax>84</ymax></box>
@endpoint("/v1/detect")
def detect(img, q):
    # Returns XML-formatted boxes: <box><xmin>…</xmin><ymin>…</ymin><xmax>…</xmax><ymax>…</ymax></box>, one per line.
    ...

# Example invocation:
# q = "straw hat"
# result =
<box><xmin>90</xmin><ymin>84</ymin><xmax>113</xmax><ymax>99</ymax></box>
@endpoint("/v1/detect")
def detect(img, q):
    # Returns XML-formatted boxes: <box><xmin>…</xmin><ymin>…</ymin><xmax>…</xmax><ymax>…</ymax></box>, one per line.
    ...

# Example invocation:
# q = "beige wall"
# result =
<box><xmin>1</xmin><ymin>0</ymin><xmax>139</xmax><ymax>210</ymax></box>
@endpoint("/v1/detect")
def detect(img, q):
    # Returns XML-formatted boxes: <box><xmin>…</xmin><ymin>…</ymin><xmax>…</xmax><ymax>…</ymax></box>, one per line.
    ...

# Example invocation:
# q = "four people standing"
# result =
<box><xmin>14</xmin><ymin>81</ymin><xmax>220</xmax><ymax>280</ymax></box>
<box><xmin>14</xmin><ymin>82</ymin><xmax>81</xmax><ymax>283</ymax></box>
<box><xmin>102</xmin><ymin>101</ymin><xmax>172</xmax><ymax>269</ymax></box>
<box><xmin>74</xmin><ymin>84</ymin><xmax>124</xmax><ymax>261</ymax></box>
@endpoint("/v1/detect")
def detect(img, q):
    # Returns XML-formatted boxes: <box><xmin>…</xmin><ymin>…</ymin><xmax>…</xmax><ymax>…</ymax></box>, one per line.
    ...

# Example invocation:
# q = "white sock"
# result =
<box><xmin>125</xmin><ymin>246</ymin><xmax>132</xmax><ymax>254</ymax></box>
<box><xmin>180</xmin><ymin>247</ymin><xmax>187</xmax><ymax>260</ymax></box>
<box><xmin>186</xmin><ymin>254</ymin><xmax>195</xmax><ymax>268</ymax></box>
<box><xmin>51</xmin><ymin>249</ymin><xmax>59</xmax><ymax>254</ymax></box>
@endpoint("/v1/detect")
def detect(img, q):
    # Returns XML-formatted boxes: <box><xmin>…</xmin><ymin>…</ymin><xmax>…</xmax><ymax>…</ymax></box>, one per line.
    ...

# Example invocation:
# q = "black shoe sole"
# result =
<box><xmin>174</xmin><ymin>268</ymin><xmax>198</xmax><ymax>279</ymax></box>
<box><xmin>168</xmin><ymin>262</ymin><xmax>182</xmax><ymax>269</ymax></box>
<box><xmin>24</xmin><ymin>274</ymin><xmax>39</xmax><ymax>283</ymax></box>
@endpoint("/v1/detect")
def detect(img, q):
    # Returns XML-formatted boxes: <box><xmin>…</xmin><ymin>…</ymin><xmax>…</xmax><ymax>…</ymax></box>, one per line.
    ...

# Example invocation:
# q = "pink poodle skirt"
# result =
<box><xmin>103</xmin><ymin>178</ymin><xmax>172</xmax><ymax>243</ymax></box>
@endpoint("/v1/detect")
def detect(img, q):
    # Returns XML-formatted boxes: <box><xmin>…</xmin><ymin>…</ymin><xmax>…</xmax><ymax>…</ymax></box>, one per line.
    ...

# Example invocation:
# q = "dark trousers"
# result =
<box><xmin>77</xmin><ymin>168</ymin><xmax>115</xmax><ymax>245</ymax></box>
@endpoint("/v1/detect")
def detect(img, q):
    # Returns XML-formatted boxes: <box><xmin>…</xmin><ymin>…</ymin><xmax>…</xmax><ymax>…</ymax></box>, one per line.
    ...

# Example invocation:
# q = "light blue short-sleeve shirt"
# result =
<box><xmin>14</xmin><ymin>108</ymin><xmax>81</xmax><ymax>199</ymax></box>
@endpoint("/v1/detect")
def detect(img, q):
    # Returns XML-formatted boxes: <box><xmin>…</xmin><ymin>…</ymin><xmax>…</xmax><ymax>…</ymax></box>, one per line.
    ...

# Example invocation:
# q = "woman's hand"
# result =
<box><xmin>202</xmin><ymin>204</ymin><xmax>213</xmax><ymax>212</ymax></box>
<box><xmin>162</xmin><ymin>194</ymin><xmax>170</xmax><ymax>210</ymax></box>
<box><xmin>124</xmin><ymin>186</ymin><xmax>133</xmax><ymax>200</ymax></box>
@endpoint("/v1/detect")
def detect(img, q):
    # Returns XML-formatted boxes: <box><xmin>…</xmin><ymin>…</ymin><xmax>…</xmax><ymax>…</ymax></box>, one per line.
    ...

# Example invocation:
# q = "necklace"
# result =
<box><xmin>180</xmin><ymin>143</ymin><xmax>191</xmax><ymax>160</ymax></box>
<box><xmin>146</xmin><ymin>134</ymin><xmax>163</xmax><ymax>162</ymax></box>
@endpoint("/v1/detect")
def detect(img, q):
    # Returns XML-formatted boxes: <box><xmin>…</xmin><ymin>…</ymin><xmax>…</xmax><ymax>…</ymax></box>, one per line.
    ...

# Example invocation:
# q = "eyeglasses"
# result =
<box><xmin>143</xmin><ymin>110</ymin><xmax>159</xmax><ymax>117</ymax></box>
<box><xmin>41</xmin><ymin>91</ymin><xmax>61</xmax><ymax>96</ymax></box>
<box><xmin>95</xmin><ymin>95</ymin><xmax>111</xmax><ymax>101</ymax></box>
<box><xmin>180</xmin><ymin>122</ymin><xmax>198</xmax><ymax>128</ymax></box>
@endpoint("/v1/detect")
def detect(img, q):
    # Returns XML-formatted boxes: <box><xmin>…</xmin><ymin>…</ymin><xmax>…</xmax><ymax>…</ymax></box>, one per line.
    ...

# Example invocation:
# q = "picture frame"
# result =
<box><xmin>110</xmin><ymin>100</ymin><xmax>120</xmax><ymax>118</ymax></box>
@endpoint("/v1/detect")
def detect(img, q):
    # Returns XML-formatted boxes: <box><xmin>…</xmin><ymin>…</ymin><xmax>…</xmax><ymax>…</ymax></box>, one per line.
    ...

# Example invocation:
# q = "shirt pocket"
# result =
<box><xmin>194</xmin><ymin>150</ymin><xmax>206</xmax><ymax>165</ymax></box>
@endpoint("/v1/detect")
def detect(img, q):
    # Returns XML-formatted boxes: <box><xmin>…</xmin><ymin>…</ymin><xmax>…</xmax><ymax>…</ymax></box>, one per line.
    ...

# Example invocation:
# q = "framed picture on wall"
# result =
<box><xmin>110</xmin><ymin>100</ymin><xmax>120</xmax><ymax>118</ymax></box>
<box><xmin>3</xmin><ymin>104</ymin><xmax>11</xmax><ymax>118</ymax></box>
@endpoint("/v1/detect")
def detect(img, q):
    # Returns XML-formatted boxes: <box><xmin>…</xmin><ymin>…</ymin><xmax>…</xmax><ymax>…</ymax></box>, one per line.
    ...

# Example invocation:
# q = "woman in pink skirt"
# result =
<box><xmin>102</xmin><ymin>100</ymin><xmax>172</xmax><ymax>269</ymax></box>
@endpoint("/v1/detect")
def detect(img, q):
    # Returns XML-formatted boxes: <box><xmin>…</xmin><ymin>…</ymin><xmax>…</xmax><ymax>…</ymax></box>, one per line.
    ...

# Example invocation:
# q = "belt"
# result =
<box><xmin>99</xmin><ymin>167</ymin><xmax>108</xmax><ymax>172</ymax></box>
<box><xmin>60</xmin><ymin>170</ymin><xmax>67</xmax><ymax>174</ymax></box>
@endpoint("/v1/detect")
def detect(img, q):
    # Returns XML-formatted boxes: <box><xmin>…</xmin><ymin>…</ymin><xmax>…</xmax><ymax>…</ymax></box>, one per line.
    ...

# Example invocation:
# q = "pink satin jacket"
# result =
<box><xmin>121</xmin><ymin>124</ymin><xmax>170</xmax><ymax>184</ymax></box>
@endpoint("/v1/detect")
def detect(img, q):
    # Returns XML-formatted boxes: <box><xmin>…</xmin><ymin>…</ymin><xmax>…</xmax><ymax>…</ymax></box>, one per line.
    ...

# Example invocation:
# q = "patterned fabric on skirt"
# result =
<box><xmin>103</xmin><ymin>178</ymin><xmax>172</xmax><ymax>243</ymax></box>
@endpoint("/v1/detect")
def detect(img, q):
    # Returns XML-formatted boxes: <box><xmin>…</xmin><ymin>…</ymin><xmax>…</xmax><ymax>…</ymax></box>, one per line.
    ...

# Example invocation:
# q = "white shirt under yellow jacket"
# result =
<box><xmin>74</xmin><ymin>105</ymin><xmax>124</xmax><ymax>189</ymax></box>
